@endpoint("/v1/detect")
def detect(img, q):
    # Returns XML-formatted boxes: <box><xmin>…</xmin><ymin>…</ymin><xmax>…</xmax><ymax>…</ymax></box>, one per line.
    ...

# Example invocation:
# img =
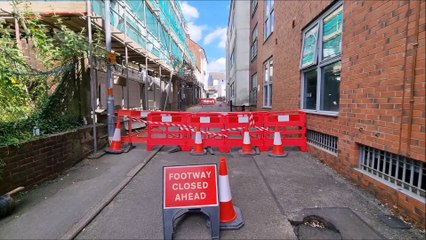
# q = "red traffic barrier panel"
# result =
<box><xmin>146</xmin><ymin>112</ymin><xmax>191</xmax><ymax>151</ymax></box>
<box><xmin>249</xmin><ymin>112</ymin><xmax>268</xmax><ymax>151</ymax></box>
<box><xmin>186</xmin><ymin>112</ymin><xmax>226</xmax><ymax>152</ymax></box>
<box><xmin>198</xmin><ymin>98</ymin><xmax>216</xmax><ymax>106</ymax></box>
<box><xmin>263</xmin><ymin>111</ymin><xmax>307</xmax><ymax>152</ymax></box>
<box><xmin>222</xmin><ymin>112</ymin><xmax>266</xmax><ymax>152</ymax></box>
<box><xmin>117</xmin><ymin>109</ymin><xmax>150</xmax><ymax>143</ymax></box>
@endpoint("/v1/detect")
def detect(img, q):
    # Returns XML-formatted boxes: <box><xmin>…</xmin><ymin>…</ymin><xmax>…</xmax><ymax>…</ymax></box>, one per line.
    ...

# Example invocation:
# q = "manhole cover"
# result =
<box><xmin>288</xmin><ymin>207</ymin><xmax>384</xmax><ymax>240</ymax></box>
<box><xmin>290</xmin><ymin>215</ymin><xmax>342</xmax><ymax>240</ymax></box>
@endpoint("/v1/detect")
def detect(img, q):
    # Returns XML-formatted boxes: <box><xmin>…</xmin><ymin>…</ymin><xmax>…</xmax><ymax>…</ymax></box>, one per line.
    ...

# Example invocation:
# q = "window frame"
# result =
<box><xmin>263</xmin><ymin>0</ymin><xmax>274</xmax><ymax>41</ymax></box>
<box><xmin>251</xmin><ymin>0</ymin><xmax>258</xmax><ymax>17</ymax></box>
<box><xmin>250</xmin><ymin>23</ymin><xmax>258</xmax><ymax>61</ymax></box>
<box><xmin>249</xmin><ymin>73</ymin><xmax>257</xmax><ymax>106</ymax></box>
<box><xmin>300</xmin><ymin>1</ymin><xmax>343</xmax><ymax>116</ymax></box>
<box><xmin>230</xmin><ymin>48</ymin><xmax>235</xmax><ymax>68</ymax></box>
<box><xmin>263</xmin><ymin>57</ymin><xmax>273</xmax><ymax>108</ymax></box>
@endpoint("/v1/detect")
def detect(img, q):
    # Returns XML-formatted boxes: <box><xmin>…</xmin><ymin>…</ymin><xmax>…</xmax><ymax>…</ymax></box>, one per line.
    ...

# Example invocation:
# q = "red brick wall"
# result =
<box><xmin>251</xmin><ymin>0</ymin><xmax>426</xmax><ymax>228</ymax></box>
<box><xmin>0</xmin><ymin>125</ymin><xmax>108</xmax><ymax>195</ymax></box>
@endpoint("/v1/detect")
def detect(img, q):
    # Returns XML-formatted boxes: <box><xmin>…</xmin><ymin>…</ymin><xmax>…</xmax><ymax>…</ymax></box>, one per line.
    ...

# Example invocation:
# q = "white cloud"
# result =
<box><xmin>204</xmin><ymin>27</ymin><xmax>227</xmax><ymax>49</ymax></box>
<box><xmin>207</xmin><ymin>57</ymin><xmax>226</xmax><ymax>73</ymax></box>
<box><xmin>181</xmin><ymin>1</ymin><xmax>199</xmax><ymax>21</ymax></box>
<box><xmin>187</xmin><ymin>22</ymin><xmax>207</xmax><ymax>42</ymax></box>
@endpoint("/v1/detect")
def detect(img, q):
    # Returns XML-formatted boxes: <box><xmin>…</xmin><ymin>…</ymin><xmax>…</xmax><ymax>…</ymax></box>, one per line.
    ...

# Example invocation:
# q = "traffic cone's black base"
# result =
<box><xmin>190</xmin><ymin>149</ymin><xmax>207</xmax><ymax>156</ymax></box>
<box><xmin>104</xmin><ymin>147</ymin><xmax>124</xmax><ymax>154</ymax></box>
<box><xmin>220</xmin><ymin>206</ymin><xmax>244</xmax><ymax>230</ymax></box>
<box><xmin>268</xmin><ymin>152</ymin><xmax>288</xmax><ymax>158</ymax></box>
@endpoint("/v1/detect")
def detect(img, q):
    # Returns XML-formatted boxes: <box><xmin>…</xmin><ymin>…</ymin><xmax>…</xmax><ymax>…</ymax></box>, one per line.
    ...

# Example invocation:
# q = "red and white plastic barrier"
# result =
<box><xmin>113</xmin><ymin>110</ymin><xmax>307</xmax><ymax>153</ymax></box>
<box><xmin>198</xmin><ymin>98</ymin><xmax>216</xmax><ymax>106</ymax></box>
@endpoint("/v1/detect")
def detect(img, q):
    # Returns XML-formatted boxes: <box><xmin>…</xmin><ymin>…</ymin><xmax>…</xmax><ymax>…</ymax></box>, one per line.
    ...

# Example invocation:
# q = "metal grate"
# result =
<box><xmin>307</xmin><ymin>129</ymin><xmax>338</xmax><ymax>154</ymax></box>
<box><xmin>359</xmin><ymin>145</ymin><xmax>426</xmax><ymax>199</ymax></box>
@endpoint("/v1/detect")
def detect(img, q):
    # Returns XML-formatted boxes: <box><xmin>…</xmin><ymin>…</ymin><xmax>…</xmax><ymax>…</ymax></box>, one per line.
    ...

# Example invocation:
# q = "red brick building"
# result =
<box><xmin>249</xmin><ymin>0</ymin><xmax>425</xmax><ymax>227</ymax></box>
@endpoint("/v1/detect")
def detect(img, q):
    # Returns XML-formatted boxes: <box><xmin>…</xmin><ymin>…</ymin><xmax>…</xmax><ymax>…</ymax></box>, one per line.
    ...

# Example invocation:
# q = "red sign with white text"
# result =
<box><xmin>163</xmin><ymin>164</ymin><xmax>218</xmax><ymax>209</ymax></box>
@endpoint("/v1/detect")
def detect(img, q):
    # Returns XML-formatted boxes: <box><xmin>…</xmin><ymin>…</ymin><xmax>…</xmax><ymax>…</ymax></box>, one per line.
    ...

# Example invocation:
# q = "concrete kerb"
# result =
<box><xmin>60</xmin><ymin>146</ymin><xmax>163</xmax><ymax>240</ymax></box>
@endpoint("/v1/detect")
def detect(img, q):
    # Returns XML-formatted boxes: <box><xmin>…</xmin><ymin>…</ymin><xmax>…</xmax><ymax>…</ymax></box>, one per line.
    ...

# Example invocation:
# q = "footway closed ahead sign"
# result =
<box><xmin>163</xmin><ymin>164</ymin><xmax>218</xmax><ymax>209</ymax></box>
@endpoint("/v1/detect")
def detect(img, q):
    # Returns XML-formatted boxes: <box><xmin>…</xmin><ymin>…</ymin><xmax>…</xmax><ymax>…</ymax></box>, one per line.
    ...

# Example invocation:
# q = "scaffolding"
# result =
<box><xmin>91</xmin><ymin>0</ymin><xmax>195</xmax><ymax>75</ymax></box>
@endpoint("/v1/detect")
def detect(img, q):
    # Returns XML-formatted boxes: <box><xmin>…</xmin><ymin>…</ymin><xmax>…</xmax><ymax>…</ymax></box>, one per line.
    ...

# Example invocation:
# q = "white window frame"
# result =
<box><xmin>264</xmin><ymin>0</ymin><xmax>274</xmax><ymax>40</ymax></box>
<box><xmin>250</xmin><ymin>24</ymin><xmax>258</xmax><ymax>61</ymax></box>
<box><xmin>251</xmin><ymin>0</ymin><xmax>258</xmax><ymax>16</ymax></box>
<box><xmin>300</xmin><ymin>1</ymin><xmax>343</xmax><ymax>116</ymax></box>
<box><xmin>263</xmin><ymin>57</ymin><xmax>273</xmax><ymax>108</ymax></box>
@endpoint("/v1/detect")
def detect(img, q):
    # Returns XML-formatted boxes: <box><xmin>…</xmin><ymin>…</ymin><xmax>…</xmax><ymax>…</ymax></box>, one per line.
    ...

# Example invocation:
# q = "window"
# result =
<box><xmin>300</xmin><ymin>3</ymin><xmax>343</xmax><ymax>113</ymax></box>
<box><xmin>249</xmin><ymin>73</ymin><xmax>257</xmax><ymax>106</ymax></box>
<box><xmin>264</xmin><ymin>0</ymin><xmax>274</xmax><ymax>40</ymax></box>
<box><xmin>250</xmin><ymin>24</ymin><xmax>258</xmax><ymax>60</ymax></box>
<box><xmin>359</xmin><ymin>145</ymin><xmax>425</xmax><ymax>199</ymax></box>
<box><xmin>230</xmin><ymin>82</ymin><xmax>235</xmax><ymax>98</ymax></box>
<box><xmin>307</xmin><ymin>130</ymin><xmax>338</xmax><ymax>154</ymax></box>
<box><xmin>230</xmin><ymin>14</ymin><xmax>235</xmax><ymax>35</ymax></box>
<box><xmin>230</xmin><ymin>49</ymin><xmax>235</xmax><ymax>67</ymax></box>
<box><xmin>251</xmin><ymin>0</ymin><xmax>258</xmax><ymax>16</ymax></box>
<box><xmin>263</xmin><ymin>58</ymin><xmax>273</xmax><ymax>107</ymax></box>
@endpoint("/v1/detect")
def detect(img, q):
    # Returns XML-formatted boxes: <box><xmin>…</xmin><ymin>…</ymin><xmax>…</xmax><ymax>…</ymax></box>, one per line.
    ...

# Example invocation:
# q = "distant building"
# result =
<box><xmin>226</xmin><ymin>0</ymin><xmax>250</xmax><ymax>110</ymax></box>
<box><xmin>207</xmin><ymin>72</ymin><xmax>226</xmax><ymax>99</ymax></box>
<box><xmin>187</xmin><ymin>39</ymin><xmax>208</xmax><ymax>98</ymax></box>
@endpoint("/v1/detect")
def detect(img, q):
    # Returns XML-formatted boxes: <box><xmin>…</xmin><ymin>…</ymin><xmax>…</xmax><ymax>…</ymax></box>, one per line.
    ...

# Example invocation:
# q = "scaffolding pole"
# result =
<box><xmin>105</xmin><ymin>0</ymin><xmax>114</xmax><ymax>138</ymax></box>
<box><xmin>144</xmin><ymin>0</ymin><xmax>149</xmax><ymax>110</ymax></box>
<box><xmin>86</xmin><ymin>0</ymin><xmax>97</xmax><ymax>154</ymax></box>
<box><xmin>124</xmin><ymin>4</ymin><xmax>129</xmax><ymax>110</ymax></box>
<box><xmin>163</xmin><ymin>71</ymin><xmax>173</xmax><ymax>111</ymax></box>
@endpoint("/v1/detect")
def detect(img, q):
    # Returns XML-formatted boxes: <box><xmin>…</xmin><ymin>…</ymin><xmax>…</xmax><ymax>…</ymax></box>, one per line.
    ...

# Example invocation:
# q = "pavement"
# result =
<box><xmin>0</xmin><ymin>102</ymin><xmax>424</xmax><ymax>239</ymax></box>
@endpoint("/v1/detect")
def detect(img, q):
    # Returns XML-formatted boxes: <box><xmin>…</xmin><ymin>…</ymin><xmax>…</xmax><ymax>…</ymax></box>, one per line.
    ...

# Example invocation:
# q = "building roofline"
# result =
<box><xmin>188</xmin><ymin>38</ymin><xmax>208</xmax><ymax>63</ymax></box>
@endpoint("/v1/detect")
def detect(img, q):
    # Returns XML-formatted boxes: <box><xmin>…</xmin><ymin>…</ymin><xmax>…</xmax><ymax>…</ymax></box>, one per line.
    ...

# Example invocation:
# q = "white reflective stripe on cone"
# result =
<box><xmin>112</xmin><ymin>129</ymin><xmax>121</xmax><ymax>141</ymax></box>
<box><xmin>243</xmin><ymin>132</ymin><xmax>251</xmax><ymax>144</ymax></box>
<box><xmin>219</xmin><ymin>175</ymin><xmax>232</xmax><ymax>202</ymax></box>
<box><xmin>195</xmin><ymin>131</ymin><xmax>202</xmax><ymax>144</ymax></box>
<box><xmin>274</xmin><ymin>132</ymin><xmax>282</xmax><ymax>145</ymax></box>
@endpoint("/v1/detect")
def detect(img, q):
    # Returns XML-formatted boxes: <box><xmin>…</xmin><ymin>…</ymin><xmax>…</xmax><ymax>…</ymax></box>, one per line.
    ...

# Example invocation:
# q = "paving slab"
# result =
<box><xmin>0</xmin><ymin>147</ymin><xmax>150</xmax><ymax>239</ymax></box>
<box><xmin>253</xmin><ymin>151</ymin><xmax>424</xmax><ymax>240</ymax></box>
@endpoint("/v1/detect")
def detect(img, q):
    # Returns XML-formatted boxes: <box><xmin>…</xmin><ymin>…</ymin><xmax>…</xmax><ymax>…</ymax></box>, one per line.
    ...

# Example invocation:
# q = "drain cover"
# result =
<box><xmin>379</xmin><ymin>214</ymin><xmax>410</xmax><ymax>229</ymax></box>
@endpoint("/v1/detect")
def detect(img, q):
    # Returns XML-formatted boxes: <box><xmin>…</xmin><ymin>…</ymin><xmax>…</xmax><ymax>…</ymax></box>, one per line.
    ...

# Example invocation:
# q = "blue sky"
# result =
<box><xmin>179</xmin><ymin>0</ymin><xmax>230</xmax><ymax>73</ymax></box>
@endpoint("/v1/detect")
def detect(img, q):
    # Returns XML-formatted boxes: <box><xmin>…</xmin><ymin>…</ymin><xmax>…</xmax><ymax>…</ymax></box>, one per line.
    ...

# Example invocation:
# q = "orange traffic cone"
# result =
<box><xmin>239</xmin><ymin>131</ymin><xmax>254</xmax><ymax>155</ymax></box>
<box><xmin>219</xmin><ymin>157</ymin><xmax>244</xmax><ymax>229</ymax></box>
<box><xmin>191</xmin><ymin>127</ymin><xmax>206</xmax><ymax>155</ymax></box>
<box><xmin>105</xmin><ymin>119</ymin><xmax>124</xmax><ymax>154</ymax></box>
<box><xmin>268</xmin><ymin>131</ymin><xmax>288</xmax><ymax>157</ymax></box>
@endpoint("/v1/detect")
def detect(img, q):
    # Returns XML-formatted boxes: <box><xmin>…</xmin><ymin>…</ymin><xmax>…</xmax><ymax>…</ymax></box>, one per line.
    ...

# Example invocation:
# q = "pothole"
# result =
<box><xmin>289</xmin><ymin>215</ymin><xmax>342</xmax><ymax>240</ymax></box>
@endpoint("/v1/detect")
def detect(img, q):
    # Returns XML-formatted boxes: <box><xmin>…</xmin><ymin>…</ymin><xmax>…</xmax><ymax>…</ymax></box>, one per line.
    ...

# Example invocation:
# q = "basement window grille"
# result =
<box><xmin>359</xmin><ymin>145</ymin><xmax>426</xmax><ymax>199</ymax></box>
<box><xmin>307</xmin><ymin>129</ymin><xmax>338</xmax><ymax>154</ymax></box>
